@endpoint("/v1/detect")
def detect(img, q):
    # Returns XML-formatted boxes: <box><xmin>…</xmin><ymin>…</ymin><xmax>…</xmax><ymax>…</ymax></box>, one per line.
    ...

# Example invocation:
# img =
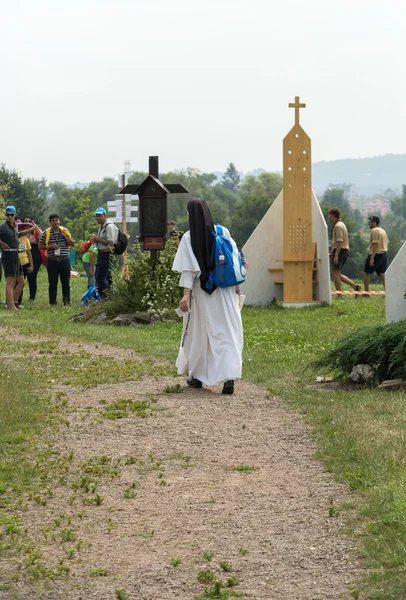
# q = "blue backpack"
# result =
<box><xmin>80</xmin><ymin>286</ymin><xmax>99</xmax><ymax>307</ymax></box>
<box><xmin>206</xmin><ymin>225</ymin><xmax>246</xmax><ymax>290</ymax></box>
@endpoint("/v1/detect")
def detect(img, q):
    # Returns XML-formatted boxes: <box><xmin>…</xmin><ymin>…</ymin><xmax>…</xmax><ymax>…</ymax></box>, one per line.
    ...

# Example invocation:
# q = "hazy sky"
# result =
<box><xmin>1</xmin><ymin>0</ymin><xmax>405</xmax><ymax>183</ymax></box>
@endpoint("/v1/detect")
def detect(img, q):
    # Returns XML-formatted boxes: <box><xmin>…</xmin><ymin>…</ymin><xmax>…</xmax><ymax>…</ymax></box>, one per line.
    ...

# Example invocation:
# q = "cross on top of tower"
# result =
<box><xmin>288</xmin><ymin>96</ymin><xmax>306</xmax><ymax>126</ymax></box>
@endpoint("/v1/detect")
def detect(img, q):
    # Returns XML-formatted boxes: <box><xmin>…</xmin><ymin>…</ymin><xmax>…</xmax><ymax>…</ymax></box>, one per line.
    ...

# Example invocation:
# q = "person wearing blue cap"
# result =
<box><xmin>0</xmin><ymin>206</ymin><xmax>25</xmax><ymax>310</ymax></box>
<box><xmin>91</xmin><ymin>207</ymin><xmax>118</xmax><ymax>298</ymax></box>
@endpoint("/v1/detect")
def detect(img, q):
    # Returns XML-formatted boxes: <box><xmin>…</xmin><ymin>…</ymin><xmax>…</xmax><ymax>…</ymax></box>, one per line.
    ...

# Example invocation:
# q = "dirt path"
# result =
<box><xmin>2</xmin><ymin>331</ymin><xmax>359</xmax><ymax>600</ymax></box>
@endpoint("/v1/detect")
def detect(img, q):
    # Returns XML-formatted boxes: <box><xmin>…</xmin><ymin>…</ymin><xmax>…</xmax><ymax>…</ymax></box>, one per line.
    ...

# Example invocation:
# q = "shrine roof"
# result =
<box><xmin>120</xmin><ymin>175</ymin><xmax>188</xmax><ymax>195</ymax></box>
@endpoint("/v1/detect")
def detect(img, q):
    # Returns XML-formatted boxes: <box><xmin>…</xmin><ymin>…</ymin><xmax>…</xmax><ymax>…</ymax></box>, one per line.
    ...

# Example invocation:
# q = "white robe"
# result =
<box><xmin>172</xmin><ymin>229</ymin><xmax>243</xmax><ymax>385</ymax></box>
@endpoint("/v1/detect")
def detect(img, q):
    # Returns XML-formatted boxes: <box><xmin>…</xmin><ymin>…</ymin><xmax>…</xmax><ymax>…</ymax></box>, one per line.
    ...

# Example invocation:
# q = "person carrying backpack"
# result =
<box><xmin>172</xmin><ymin>198</ymin><xmax>244</xmax><ymax>395</ymax></box>
<box><xmin>91</xmin><ymin>207</ymin><xmax>119</xmax><ymax>299</ymax></box>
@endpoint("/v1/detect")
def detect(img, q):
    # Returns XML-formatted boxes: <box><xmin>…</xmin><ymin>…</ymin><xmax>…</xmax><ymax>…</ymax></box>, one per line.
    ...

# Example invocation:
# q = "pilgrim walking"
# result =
<box><xmin>172</xmin><ymin>198</ymin><xmax>243</xmax><ymax>394</ymax></box>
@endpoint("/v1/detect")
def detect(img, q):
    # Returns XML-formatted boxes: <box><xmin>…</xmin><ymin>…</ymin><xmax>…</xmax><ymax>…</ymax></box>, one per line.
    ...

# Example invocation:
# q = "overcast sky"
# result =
<box><xmin>1</xmin><ymin>0</ymin><xmax>405</xmax><ymax>183</ymax></box>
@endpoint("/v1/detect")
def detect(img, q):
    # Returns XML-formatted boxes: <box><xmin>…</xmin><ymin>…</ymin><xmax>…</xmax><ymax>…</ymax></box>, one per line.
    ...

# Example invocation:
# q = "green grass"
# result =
<box><xmin>100</xmin><ymin>398</ymin><xmax>159</xmax><ymax>420</ymax></box>
<box><xmin>0</xmin><ymin>363</ymin><xmax>48</xmax><ymax>499</ymax></box>
<box><xmin>1</xmin><ymin>272</ymin><xmax>403</xmax><ymax>598</ymax></box>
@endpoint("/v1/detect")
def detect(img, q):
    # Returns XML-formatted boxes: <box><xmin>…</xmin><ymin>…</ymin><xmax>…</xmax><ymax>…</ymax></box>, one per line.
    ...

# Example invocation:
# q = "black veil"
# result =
<box><xmin>187</xmin><ymin>198</ymin><xmax>217</xmax><ymax>295</ymax></box>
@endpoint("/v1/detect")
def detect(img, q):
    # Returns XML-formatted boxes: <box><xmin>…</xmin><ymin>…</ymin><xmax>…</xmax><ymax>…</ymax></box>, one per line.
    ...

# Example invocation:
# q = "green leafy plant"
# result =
<box><xmin>226</xmin><ymin>575</ymin><xmax>238</xmax><ymax>587</ymax></box>
<box><xmin>197</xmin><ymin>568</ymin><xmax>216</xmax><ymax>584</ymax></box>
<box><xmin>232</xmin><ymin>465</ymin><xmax>259</xmax><ymax>473</ymax></box>
<box><xmin>59</xmin><ymin>528</ymin><xmax>77</xmax><ymax>543</ymax></box>
<box><xmin>89</xmin><ymin>568</ymin><xmax>109</xmax><ymax>577</ymax></box>
<box><xmin>115</xmin><ymin>589</ymin><xmax>130</xmax><ymax>600</ymax></box>
<box><xmin>170</xmin><ymin>558</ymin><xmax>182</xmax><ymax>567</ymax></box>
<box><xmin>164</xmin><ymin>384</ymin><xmax>182</xmax><ymax>394</ymax></box>
<box><xmin>124</xmin><ymin>483</ymin><xmax>137</xmax><ymax>499</ymax></box>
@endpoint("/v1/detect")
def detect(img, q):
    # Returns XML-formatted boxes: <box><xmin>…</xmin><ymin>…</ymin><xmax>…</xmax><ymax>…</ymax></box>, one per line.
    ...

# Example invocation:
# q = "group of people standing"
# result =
<box><xmin>0</xmin><ymin>206</ymin><xmax>119</xmax><ymax>309</ymax></box>
<box><xmin>328</xmin><ymin>208</ymin><xmax>389</xmax><ymax>295</ymax></box>
<box><xmin>0</xmin><ymin>206</ymin><xmax>43</xmax><ymax>310</ymax></box>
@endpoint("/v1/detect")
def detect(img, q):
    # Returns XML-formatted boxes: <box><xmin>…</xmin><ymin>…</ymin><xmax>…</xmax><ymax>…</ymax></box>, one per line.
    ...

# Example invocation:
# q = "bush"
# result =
<box><xmin>104</xmin><ymin>238</ymin><xmax>182</xmax><ymax>319</ymax></box>
<box><xmin>309</xmin><ymin>319</ymin><xmax>406</xmax><ymax>383</ymax></box>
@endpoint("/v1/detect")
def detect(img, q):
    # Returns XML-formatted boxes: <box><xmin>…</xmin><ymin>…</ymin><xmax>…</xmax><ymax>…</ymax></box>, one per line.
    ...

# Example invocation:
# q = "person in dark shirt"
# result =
<box><xmin>0</xmin><ymin>206</ymin><xmax>25</xmax><ymax>310</ymax></box>
<box><xmin>39</xmin><ymin>214</ymin><xmax>75</xmax><ymax>306</ymax></box>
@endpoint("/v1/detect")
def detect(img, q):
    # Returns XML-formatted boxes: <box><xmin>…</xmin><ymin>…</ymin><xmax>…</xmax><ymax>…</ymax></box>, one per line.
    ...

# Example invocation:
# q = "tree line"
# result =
<box><xmin>0</xmin><ymin>162</ymin><xmax>404</xmax><ymax>279</ymax></box>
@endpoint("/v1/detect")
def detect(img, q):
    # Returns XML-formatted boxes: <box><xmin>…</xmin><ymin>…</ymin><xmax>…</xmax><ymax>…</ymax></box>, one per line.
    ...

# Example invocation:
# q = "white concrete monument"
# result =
<box><xmin>242</xmin><ymin>97</ymin><xmax>331</xmax><ymax>307</ymax></box>
<box><xmin>386</xmin><ymin>242</ymin><xmax>406</xmax><ymax>322</ymax></box>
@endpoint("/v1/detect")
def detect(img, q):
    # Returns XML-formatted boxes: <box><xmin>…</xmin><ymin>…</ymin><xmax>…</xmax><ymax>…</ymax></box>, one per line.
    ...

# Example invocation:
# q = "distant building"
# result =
<box><xmin>350</xmin><ymin>196</ymin><xmax>391</xmax><ymax>216</ymax></box>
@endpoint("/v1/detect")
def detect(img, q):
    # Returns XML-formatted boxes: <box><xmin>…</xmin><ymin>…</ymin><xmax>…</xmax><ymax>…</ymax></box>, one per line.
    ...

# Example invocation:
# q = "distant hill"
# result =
<box><xmin>213</xmin><ymin>154</ymin><xmax>406</xmax><ymax>197</ymax></box>
<box><xmin>312</xmin><ymin>154</ymin><xmax>406</xmax><ymax>196</ymax></box>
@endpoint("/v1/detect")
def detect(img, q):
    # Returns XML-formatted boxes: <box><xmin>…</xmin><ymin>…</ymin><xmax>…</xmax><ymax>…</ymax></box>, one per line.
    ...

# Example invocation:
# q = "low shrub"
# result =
<box><xmin>104</xmin><ymin>238</ymin><xmax>182</xmax><ymax>319</ymax></box>
<box><xmin>309</xmin><ymin>319</ymin><xmax>406</xmax><ymax>383</ymax></box>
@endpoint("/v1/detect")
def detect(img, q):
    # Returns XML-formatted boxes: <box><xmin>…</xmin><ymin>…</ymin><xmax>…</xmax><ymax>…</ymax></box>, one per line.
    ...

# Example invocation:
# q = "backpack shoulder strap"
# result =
<box><xmin>59</xmin><ymin>226</ymin><xmax>71</xmax><ymax>237</ymax></box>
<box><xmin>45</xmin><ymin>228</ymin><xmax>51</xmax><ymax>248</ymax></box>
<box><xmin>102</xmin><ymin>221</ymin><xmax>116</xmax><ymax>233</ymax></box>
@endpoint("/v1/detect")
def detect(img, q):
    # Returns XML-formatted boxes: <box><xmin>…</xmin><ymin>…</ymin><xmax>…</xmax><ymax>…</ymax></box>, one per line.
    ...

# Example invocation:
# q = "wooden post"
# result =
<box><xmin>282</xmin><ymin>96</ymin><xmax>313</xmax><ymax>303</ymax></box>
<box><xmin>121</xmin><ymin>173</ymin><xmax>127</xmax><ymax>264</ymax></box>
<box><xmin>118</xmin><ymin>156</ymin><xmax>189</xmax><ymax>257</ymax></box>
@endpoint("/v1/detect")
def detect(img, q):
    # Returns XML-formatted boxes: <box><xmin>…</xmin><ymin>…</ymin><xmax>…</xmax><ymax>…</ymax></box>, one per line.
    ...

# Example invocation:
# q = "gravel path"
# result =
<box><xmin>2</xmin><ymin>333</ymin><xmax>359</xmax><ymax>600</ymax></box>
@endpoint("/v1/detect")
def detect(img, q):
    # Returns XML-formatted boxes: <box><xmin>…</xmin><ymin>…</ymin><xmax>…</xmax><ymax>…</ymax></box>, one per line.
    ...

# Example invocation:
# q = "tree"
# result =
<box><xmin>64</xmin><ymin>192</ymin><xmax>97</xmax><ymax>247</ymax></box>
<box><xmin>0</xmin><ymin>164</ymin><xmax>48</xmax><ymax>223</ymax></box>
<box><xmin>231</xmin><ymin>172</ymin><xmax>283</xmax><ymax>247</ymax></box>
<box><xmin>390</xmin><ymin>184</ymin><xmax>406</xmax><ymax>221</ymax></box>
<box><xmin>166</xmin><ymin>168</ymin><xmax>222</xmax><ymax>230</ymax></box>
<box><xmin>221</xmin><ymin>163</ymin><xmax>240</xmax><ymax>193</ymax></box>
<box><xmin>381</xmin><ymin>211</ymin><xmax>404</xmax><ymax>265</ymax></box>
<box><xmin>320</xmin><ymin>186</ymin><xmax>369</xmax><ymax>279</ymax></box>
<box><xmin>321</xmin><ymin>188</ymin><xmax>350</xmax><ymax>213</ymax></box>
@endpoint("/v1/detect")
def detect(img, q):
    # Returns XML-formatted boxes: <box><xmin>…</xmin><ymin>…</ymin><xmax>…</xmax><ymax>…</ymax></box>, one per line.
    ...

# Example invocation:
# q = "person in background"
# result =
<box><xmin>92</xmin><ymin>207</ymin><xmax>118</xmax><ymax>298</ymax></box>
<box><xmin>39</xmin><ymin>214</ymin><xmax>75</xmax><ymax>306</ymax></box>
<box><xmin>168</xmin><ymin>221</ymin><xmax>177</xmax><ymax>237</ymax></box>
<box><xmin>82</xmin><ymin>243</ymin><xmax>98</xmax><ymax>288</ymax></box>
<box><xmin>168</xmin><ymin>221</ymin><xmax>182</xmax><ymax>244</ymax></box>
<box><xmin>0</xmin><ymin>206</ymin><xmax>25</xmax><ymax>310</ymax></box>
<box><xmin>16</xmin><ymin>227</ymin><xmax>34</xmax><ymax>308</ymax></box>
<box><xmin>328</xmin><ymin>208</ymin><xmax>361</xmax><ymax>296</ymax></box>
<box><xmin>363</xmin><ymin>216</ymin><xmax>389</xmax><ymax>294</ymax></box>
<box><xmin>23</xmin><ymin>215</ymin><xmax>43</xmax><ymax>303</ymax></box>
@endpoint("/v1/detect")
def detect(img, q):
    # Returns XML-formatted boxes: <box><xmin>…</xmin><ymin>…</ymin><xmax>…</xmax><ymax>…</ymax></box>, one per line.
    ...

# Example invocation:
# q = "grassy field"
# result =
<box><xmin>1</xmin><ymin>269</ymin><xmax>405</xmax><ymax>598</ymax></box>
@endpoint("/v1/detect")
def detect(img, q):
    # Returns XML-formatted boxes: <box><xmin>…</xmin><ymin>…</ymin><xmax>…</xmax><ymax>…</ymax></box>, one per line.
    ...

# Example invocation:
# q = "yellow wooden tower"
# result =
<box><xmin>282</xmin><ymin>96</ymin><xmax>316</xmax><ymax>303</ymax></box>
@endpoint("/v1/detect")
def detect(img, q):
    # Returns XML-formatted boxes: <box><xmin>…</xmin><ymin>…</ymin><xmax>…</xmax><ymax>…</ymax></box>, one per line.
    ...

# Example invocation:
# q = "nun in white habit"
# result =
<box><xmin>172</xmin><ymin>198</ymin><xmax>243</xmax><ymax>394</ymax></box>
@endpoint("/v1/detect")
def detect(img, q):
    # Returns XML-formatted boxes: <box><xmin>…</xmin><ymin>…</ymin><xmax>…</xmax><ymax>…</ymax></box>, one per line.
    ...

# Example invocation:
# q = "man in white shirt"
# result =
<box><xmin>91</xmin><ymin>207</ymin><xmax>118</xmax><ymax>298</ymax></box>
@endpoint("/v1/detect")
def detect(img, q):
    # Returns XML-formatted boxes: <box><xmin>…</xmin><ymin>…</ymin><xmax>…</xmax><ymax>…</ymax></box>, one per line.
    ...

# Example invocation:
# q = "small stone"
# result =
<box><xmin>85</xmin><ymin>312</ymin><xmax>109</xmax><ymax>324</ymax></box>
<box><xmin>378</xmin><ymin>379</ymin><xmax>406</xmax><ymax>390</ymax></box>
<box><xmin>348</xmin><ymin>364</ymin><xmax>375</xmax><ymax>384</ymax></box>
<box><xmin>68</xmin><ymin>313</ymin><xmax>86</xmax><ymax>323</ymax></box>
